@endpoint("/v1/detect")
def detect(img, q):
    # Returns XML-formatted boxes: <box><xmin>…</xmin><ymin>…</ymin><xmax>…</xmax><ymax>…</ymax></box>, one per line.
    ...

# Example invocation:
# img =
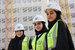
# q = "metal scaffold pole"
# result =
<box><xmin>65</xmin><ymin>0</ymin><xmax>72</xmax><ymax>37</ymax></box>
<box><xmin>59</xmin><ymin>0</ymin><xmax>72</xmax><ymax>37</ymax></box>
<box><xmin>10</xmin><ymin>0</ymin><xmax>14</xmax><ymax>39</ymax></box>
<box><xmin>5</xmin><ymin>0</ymin><xmax>8</xmax><ymax>50</ymax></box>
<box><xmin>59</xmin><ymin>0</ymin><xmax>65</xmax><ymax>20</ymax></box>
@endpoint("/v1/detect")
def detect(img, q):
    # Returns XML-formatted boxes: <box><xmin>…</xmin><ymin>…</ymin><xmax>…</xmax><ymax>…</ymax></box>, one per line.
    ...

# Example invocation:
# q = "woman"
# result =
<box><xmin>8</xmin><ymin>24</ymin><xmax>29</xmax><ymax>50</ymax></box>
<box><xmin>29</xmin><ymin>15</ymin><xmax>48</xmax><ymax>50</ymax></box>
<box><xmin>45</xmin><ymin>1</ymin><xmax>74</xmax><ymax>50</ymax></box>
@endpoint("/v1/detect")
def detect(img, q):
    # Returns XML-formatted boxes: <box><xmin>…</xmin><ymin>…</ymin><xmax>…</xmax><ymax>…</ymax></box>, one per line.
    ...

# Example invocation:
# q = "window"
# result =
<box><xmin>14</xmin><ymin>17</ymin><xmax>17</xmax><ymax>22</ymax></box>
<box><xmin>72</xmin><ymin>23</ymin><xmax>75</xmax><ymax>27</ymax></box>
<box><xmin>2</xmin><ymin>28</ymin><xmax>5</xmax><ymax>33</ymax></box>
<box><xmin>2</xmin><ymin>19</ymin><xmax>4</xmax><ymax>23</ymax></box>
<box><xmin>2</xmin><ymin>9</ymin><xmax>5</xmax><ymax>14</ymax></box>
<box><xmin>2</xmin><ymin>38</ymin><xmax>5</xmax><ymax>43</ymax></box>
<box><xmin>24</xmin><ymin>26</ymin><xmax>28</xmax><ymax>31</ymax></box>
<box><xmin>28</xmin><ymin>7</ymin><xmax>32</xmax><ymax>12</ymax></box>
<box><xmin>33</xmin><ymin>6</ymin><xmax>37</xmax><ymax>12</ymax></box>
<box><xmin>69</xmin><ymin>3</ymin><xmax>74</xmax><ymax>9</ymax></box>
<box><xmin>13</xmin><ymin>8</ymin><xmax>17</xmax><ymax>13</ymax></box>
<box><xmin>23</xmin><ymin>7</ymin><xmax>28</xmax><ymax>13</ymax></box>
<box><xmin>23</xmin><ymin>16</ymin><xmax>27</xmax><ymax>22</ymax></box>
<box><xmin>37</xmin><ymin>6</ymin><xmax>41</xmax><ymax>11</ymax></box>
<box><xmin>71</xmin><ymin>12</ymin><xmax>75</xmax><ymax>18</ymax></box>
<box><xmin>29</xmin><ymin>26</ymin><xmax>33</xmax><ymax>31</ymax></box>
<box><xmin>28</xmin><ymin>16</ymin><xmax>33</xmax><ymax>21</ymax></box>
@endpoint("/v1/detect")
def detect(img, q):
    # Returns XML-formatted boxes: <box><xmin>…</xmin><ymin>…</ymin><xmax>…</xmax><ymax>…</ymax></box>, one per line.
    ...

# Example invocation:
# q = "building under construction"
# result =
<box><xmin>0</xmin><ymin>0</ymin><xmax>75</xmax><ymax>50</ymax></box>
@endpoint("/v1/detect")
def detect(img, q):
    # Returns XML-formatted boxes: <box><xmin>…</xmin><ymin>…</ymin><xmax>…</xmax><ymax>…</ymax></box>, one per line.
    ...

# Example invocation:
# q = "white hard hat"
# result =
<box><xmin>14</xmin><ymin>24</ymin><xmax>24</xmax><ymax>31</ymax></box>
<box><xmin>45</xmin><ymin>1</ymin><xmax>61</xmax><ymax>12</ymax></box>
<box><xmin>33</xmin><ymin>14</ymin><xmax>45</xmax><ymax>23</ymax></box>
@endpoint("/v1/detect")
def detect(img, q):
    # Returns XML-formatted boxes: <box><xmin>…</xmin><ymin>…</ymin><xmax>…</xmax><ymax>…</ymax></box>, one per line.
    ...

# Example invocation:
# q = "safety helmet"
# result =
<box><xmin>33</xmin><ymin>14</ymin><xmax>45</xmax><ymax>23</ymax></box>
<box><xmin>14</xmin><ymin>24</ymin><xmax>24</xmax><ymax>31</ymax></box>
<box><xmin>45</xmin><ymin>1</ymin><xmax>61</xmax><ymax>12</ymax></box>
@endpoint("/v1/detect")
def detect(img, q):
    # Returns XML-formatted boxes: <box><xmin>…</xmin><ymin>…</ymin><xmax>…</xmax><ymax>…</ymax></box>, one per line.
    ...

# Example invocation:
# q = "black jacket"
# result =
<box><xmin>52</xmin><ymin>21</ymin><xmax>74</xmax><ymax>50</ymax></box>
<box><xmin>8</xmin><ymin>34</ymin><xmax>25</xmax><ymax>50</ymax></box>
<box><xmin>48</xmin><ymin>20</ymin><xmax>74</xmax><ymax>50</ymax></box>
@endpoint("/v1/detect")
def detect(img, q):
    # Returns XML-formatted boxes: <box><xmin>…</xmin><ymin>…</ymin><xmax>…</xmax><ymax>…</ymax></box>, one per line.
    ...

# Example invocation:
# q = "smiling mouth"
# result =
<box><xmin>48</xmin><ymin>17</ymin><xmax>52</xmax><ymax>19</ymax></box>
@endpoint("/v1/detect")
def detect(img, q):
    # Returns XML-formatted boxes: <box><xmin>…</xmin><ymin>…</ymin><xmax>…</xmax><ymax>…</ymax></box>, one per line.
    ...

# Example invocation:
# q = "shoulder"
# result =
<box><xmin>58</xmin><ymin>21</ymin><xmax>66</xmax><ymax>25</ymax></box>
<box><xmin>8</xmin><ymin>38</ymin><xmax>15</xmax><ymax>47</ymax></box>
<box><xmin>57</xmin><ymin>21</ymin><xmax>68</xmax><ymax>33</ymax></box>
<box><xmin>9</xmin><ymin>38</ymin><xmax>15</xmax><ymax>43</ymax></box>
<box><xmin>58</xmin><ymin>21</ymin><xmax>67</xmax><ymax>28</ymax></box>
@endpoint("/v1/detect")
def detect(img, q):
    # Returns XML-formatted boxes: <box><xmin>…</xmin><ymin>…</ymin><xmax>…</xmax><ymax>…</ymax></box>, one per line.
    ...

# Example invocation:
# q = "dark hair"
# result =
<box><xmin>55</xmin><ymin>10</ymin><xmax>62</xmax><ymax>19</ymax></box>
<box><xmin>22</xmin><ymin>30</ymin><xmax>24</xmax><ymax>34</ymax></box>
<box><xmin>2</xmin><ymin>49</ymin><xmax>5</xmax><ymax>50</ymax></box>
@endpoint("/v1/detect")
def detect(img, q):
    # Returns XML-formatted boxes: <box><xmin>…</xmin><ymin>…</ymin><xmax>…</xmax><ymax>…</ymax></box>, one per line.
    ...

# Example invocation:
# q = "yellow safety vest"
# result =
<box><xmin>31</xmin><ymin>32</ymin><xmax>47</xmax><ymax>50</ymax></box>
<box><xmin>22</xmin><ymin>37</ymin><xmax>30</xmax><ymax>50</ymax></box>
<box><xmin>47</xmin><ymin>20</ymin><xmax>65</xmax><ymax>50</ymax></box>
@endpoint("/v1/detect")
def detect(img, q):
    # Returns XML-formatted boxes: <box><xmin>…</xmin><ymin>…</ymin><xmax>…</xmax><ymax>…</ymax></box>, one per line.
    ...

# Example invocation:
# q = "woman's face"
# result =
<box><xmin>46</xmin><ymin>9</ymin><xmax>57</xmax><ymax>22</ymax></box>
<box><xmin>34</xmin><ymin>21</ymin><xmax>43</xmax><ymax>31</ymax></box>
<box><xmin>15</xmin><ymin>30</ymin><xmax>23</xmax><ymax>37</ymax></box>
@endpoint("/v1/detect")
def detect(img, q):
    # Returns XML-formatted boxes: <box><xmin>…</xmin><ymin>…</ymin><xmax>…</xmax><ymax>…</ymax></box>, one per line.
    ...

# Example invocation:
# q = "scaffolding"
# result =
<box><xmin>0</xmin><ymin>0</ymin><xmax>75</xmax><ymax>49</ymax></box>
<box><xmin>5</xmin><ymin>0</ymin><xmax>8</xmax><ymax>50</ymax></box>
<box><xmin>5</xmin><ymin>0</ymin><xmax>14</xmax><ymax>50</ymax></box>
<box><xmin>59</xmin><ymin>0</ymin><xmax>72</xmax><ymax>37</ymax></box>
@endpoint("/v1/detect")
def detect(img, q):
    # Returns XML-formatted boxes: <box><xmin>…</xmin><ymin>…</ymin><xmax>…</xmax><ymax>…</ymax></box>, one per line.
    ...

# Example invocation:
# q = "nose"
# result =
<box><xmin>35</xmin><ymin>24</ymin><xmax>39</xmax><ymax>27</ymax></box>
<box><xmin>47</xmin><ymin>14</ymin><xmax>51</xmax><ymax>18</ymax></box>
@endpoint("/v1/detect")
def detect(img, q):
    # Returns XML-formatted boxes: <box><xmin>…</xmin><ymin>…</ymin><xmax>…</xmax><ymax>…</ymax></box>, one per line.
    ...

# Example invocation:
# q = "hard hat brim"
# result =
<box><xmin>33</xmin><ymin>21</ymin><xmax>42</xmax><ymax>24</ymax></box>
<box><xmin>33</xmin><ymin>21</ymin><xmax>45</xmax><ymax>24</ymax></box>
<box><xmin>15</xmin><ymin>29</ymin><xmax>24</xmax><ymax>31</ymax></box>
<box><xmin>45</xmin><ymin>8</ymin><xmax>62</xmax><ymax>14</ymax></box>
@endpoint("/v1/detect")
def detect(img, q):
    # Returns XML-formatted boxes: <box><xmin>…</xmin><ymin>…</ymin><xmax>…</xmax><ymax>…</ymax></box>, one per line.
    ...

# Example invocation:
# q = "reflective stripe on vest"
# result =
<box><xmin>32</xmin><ymin>32</ymin><xmax>46</xmax><ymax>50</ymax></box>
<box><xmin>47</xmin><ymin>21</ymin><xmax>58</xmax><ymax>50</ymax></box>
<box><xmin>22</xmin><ymin>37</ymin><xmax>30</xmax><ymax>50</ymax></box>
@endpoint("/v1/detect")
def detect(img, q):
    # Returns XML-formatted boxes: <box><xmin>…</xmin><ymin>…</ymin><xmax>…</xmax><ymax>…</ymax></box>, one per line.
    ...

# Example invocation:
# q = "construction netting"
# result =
<box><xmin>0</xmin><ymin>0</ymin><xmax>75</xmax><ymax>50</ymax></box>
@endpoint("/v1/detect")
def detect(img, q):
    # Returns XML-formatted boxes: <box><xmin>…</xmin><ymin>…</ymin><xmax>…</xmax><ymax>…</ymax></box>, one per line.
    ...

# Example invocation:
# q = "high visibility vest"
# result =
<box><xmin>31</xmin><ymin>32</ymin><xmax>47</xmax><ymax>50</ymax></box>
<box><xmin>22</xmin><ymin>37</ymin><xmax>30</xmax><ymax>50</ymax></box>
<box><xmin>47</xmin><ymin>20</ymin><xmax>65</xmax><ymax>50</ymax></box>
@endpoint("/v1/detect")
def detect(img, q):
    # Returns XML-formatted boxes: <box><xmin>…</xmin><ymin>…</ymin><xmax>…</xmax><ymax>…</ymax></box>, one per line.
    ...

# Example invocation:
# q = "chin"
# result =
<box><xmin>17</xmin><ymin>36</ymin><xmax>21</xmax><ymax>37</ymax></box>
<box><xmin>49</xmin><ymin>20</ymin><xmax>53</xmax><ymax>22</ymax></box>
<box><xmin>37</xmin><ymin>30</ymin><xmax>41</xmax><ymax>31</ymax></box>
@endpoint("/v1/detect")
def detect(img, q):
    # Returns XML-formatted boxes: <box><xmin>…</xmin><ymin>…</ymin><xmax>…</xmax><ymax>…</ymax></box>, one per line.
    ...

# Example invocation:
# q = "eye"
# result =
<box><xmin>34</xmin><ymin>23</ymin><xmax>36</xmax><ymax>26</ymax></box>
<box><xmin>38</xmin><ymin>22</ymin><xmax>41</xmax><ymax>25</ymax></box>
<box><xmin>50</xmin><ymin>11</ymin><xmax>54</xmax><ymax>14</ymax></box>
<box><xmin>19</xmin><ymin>30</ymin><xmax>22</xmax><ymax>32</ymax></box>
<box><xmin>16</xmin><ymin>31</ymin><xmax>18</xmax><ymax>32</ymax></box>
<box><xmin>46</xmin><ymin>13</ymin><xmax>49</xmax><ymax>15</ymax></box>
